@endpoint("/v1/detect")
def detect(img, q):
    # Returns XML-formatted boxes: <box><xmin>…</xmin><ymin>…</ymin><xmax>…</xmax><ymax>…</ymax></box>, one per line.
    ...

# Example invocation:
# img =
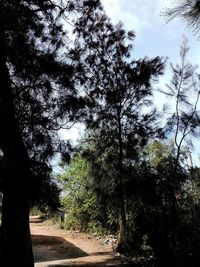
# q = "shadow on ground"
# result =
<box><xmin>30</xmin><ymin>217</ymin><xmax>47</xmax><ymax>224</ymax></box>
<box><xmin>32</xmin><ymin>234</ymin><xmax>88</xmax><ymax>263</ymax></box>
<box><xmin>45</xmin><ymin>258</ymin><xmax>135</xmax><ymax>267</ymax></box>
<box><xmin>47</xmin><ymin>261</ymin><xmax>136</xmax><ymax>267</ymax></box>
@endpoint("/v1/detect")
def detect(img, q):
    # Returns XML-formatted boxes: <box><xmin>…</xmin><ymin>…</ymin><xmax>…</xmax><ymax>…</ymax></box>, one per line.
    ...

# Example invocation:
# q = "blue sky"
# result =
<box><xmin>62</xmin><ymin>0</ymin><xmax>200</xmax><ymax>166</ymax></box>
<box><xmin>101</xmin><ymin>0</ymin><xmax>200</xmax><ymax>61</ymax></box>
<box><xmin>101</xmin><ymin>0</ymin><xmax>200</xmax><ymax>99</ymax></box>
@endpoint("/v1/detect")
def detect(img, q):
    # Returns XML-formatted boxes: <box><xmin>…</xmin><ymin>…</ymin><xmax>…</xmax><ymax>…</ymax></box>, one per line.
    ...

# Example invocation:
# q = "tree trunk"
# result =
<box><xmin>1</xmin><ymin>190</ymin><xmax>34</xmax><ymax>267</ymax></box>
<box><xmin>0</xmin><ymin>27</ymin><xmax>34</xmax><ymax>266</ymax></box>
<box><xmin>117</xmin><ymin>116</ymin><xmax>127</xmax><ymax>244</ymax></box>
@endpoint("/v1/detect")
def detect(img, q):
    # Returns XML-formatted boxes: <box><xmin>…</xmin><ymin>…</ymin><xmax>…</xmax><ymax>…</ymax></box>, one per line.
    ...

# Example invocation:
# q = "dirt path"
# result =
<box><xmin>30</xmin><ymin>216</ymin><xmax>130</xmax><ymax>267</ymax></box>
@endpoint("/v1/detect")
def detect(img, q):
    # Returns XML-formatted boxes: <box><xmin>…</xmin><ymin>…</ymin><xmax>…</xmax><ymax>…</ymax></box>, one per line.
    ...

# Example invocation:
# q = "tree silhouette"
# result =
<box><xmin>163</xmin><ymin>38</ymin><xmax>200</xmax><ymax>165</ymax></box>
<box><xmin>0</xmin><ymin>0</ymin><xmax>100</xmax><ymax>265</ymax></box>
<box><xmin>69</xmin><ymin>2</ymin><xmax>165</xmax><ymax>247</ymax></box>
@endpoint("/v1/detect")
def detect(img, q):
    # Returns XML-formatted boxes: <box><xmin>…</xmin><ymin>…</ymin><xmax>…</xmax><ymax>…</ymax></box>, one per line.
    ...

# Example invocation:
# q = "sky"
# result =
<box><xmin>101</xmin><ymin>0</ymin><xmax>200</xmax><ymax>62</ymax></box>
<box><xmin>63</xmin><ymin>0</ymin><xmax>200</xmax><ymax>166</ymax></box>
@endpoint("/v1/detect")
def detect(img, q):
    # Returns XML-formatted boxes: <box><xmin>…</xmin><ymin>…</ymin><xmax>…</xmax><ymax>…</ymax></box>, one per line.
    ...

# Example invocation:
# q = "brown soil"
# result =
<box><xmin>30</xmin><ymin>216</ymin><xmax>131</xmax><ymax>267</ymax></box>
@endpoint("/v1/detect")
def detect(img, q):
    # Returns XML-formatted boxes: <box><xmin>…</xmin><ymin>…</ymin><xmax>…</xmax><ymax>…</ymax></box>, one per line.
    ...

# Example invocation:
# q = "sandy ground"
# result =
<box><xmin>30</xmin><ymin>216</ymin><xmax>131</xmax><ymax>267</ymax></box>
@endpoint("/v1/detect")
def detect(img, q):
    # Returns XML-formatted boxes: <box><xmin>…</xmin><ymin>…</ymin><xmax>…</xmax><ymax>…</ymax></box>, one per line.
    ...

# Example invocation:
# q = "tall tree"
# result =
<box><xmin>0</xmin><ymin>0</ymin><xmax>100</xmax><ymax>265</ymax></box>
<box><xmin>69</xmin><ymin>3</ymin><xmax>164</xmax><ymax>246</ymax></box>
<box><xmin>142</xmin><ymin>39</ymin><xmax>200</xmax><ymax>266</ymax></box>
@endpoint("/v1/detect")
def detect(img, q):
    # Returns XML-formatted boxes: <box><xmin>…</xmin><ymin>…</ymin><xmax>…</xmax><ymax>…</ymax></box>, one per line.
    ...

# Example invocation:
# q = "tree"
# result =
<box><xmin>163</xmin><ymin>0</ymin><xmax>200</xmax><ymax>36</ymax></box>
<box><xmin>161</xmin><ymin>39</ymin><xmax>200</xmax><ymax>266</ymax></box>
<box><xmin>163</xmin><ymin>38</ymin><xmax>200</xmax><ymax>170</ymax></box>
<box><xmin>29</xmin><ymin>161</ymin><xmax>61</xmax><ymax>212</ymax></box>
<box><xmin>69</xmin><ymin>3</ymin><xmax>165</xmax><ymax>246</ymax></box>
<box><xmin>58</xmin><ymin>154</ymin><xmax>98</xmax><ymax>231</ymax></box>
<box><xmin>58</xmin><ymin>154</ymin><xmax>90</xmax><ymax>230</ymax></box>
<box><xmin>134</xmin><ymin>141</ymin><xmax>188</xmax><ymax>266</ymax></box>
<box><xmin>133</xmin><ymin>138</ymin><xmax>200</xmax><ymax>267</ymax></box>
<box><xmin>58</xmin><ymin>150</ymin><xmax>122</xmax><ymax>234</ymax></box>
<box><xmin>0</xmin><ymin>1</ymin><xmax>100</xmax><ymax>265</ymax></box>
<box><xmin>136</xmin><ymin>39</ymin><xmax>200</xmax><ymax>266</ymax></box>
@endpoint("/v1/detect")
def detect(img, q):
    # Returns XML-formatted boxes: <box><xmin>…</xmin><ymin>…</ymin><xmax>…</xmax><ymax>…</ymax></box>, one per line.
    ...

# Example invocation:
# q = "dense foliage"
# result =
<box><xmin>58</xmin><ymin>140</ymin><xmax>200</xmax><ymax>266</ymax></box>
<box><xmin>69</xmin><ymin>2</ymin><xmax>164</xmax><ymax>245</ymax></box>
<box><xmin>58</xmin><ymin>154</ymin><xmax>118</xmax><ymax>233</ymax></box>
<box><xmin>57</xmin><ymin>18</ymin><xmax>200</xmax><ymax>266</ymax></box>
<box><xmin>0</xmin><ymin>1</ymin><xmax>100</xmax><ymax>266</ymax></box>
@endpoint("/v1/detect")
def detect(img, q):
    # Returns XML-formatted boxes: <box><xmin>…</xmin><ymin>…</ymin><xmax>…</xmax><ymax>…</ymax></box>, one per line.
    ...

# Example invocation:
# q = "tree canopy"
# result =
<box><xmin>68</xmin><ymin>1</ymin><xmax>165</xmax><ymax>245</ymax></box>
<box><xmin>0</xmin><ymin>1</ymin><xmax>100</xmax><ymax>266</ymax></box>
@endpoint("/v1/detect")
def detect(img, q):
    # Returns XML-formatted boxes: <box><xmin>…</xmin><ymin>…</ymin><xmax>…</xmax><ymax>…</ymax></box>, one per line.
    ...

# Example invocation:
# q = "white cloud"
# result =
<box><xmin>101</xmin><ymin>0</ymin><xmax>199</xmax><ymax>60</ymax></box>
<box><xmin>101</xmin><ymin>0</ymin><xmax>172</xmax><ymax>32</ymax></box>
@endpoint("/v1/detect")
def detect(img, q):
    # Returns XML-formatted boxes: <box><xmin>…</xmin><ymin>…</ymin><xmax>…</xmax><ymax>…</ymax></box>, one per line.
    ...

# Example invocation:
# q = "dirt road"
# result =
<box><xmin>30</xmin><ymin>216</ymin><xmax>130</xmax><ymax>267</ymax></box>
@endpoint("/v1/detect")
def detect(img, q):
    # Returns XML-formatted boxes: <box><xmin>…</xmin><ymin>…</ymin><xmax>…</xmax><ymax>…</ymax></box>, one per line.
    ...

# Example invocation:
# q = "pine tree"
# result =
<box><xmin>163</xmin><ymin>0</ymin><xmax>200</xmax><ymax>36</ymax></box>
<box><xmin>0</xmin><ymin>1</ymin><xmax>100</xmax><ymax>265</ymax></box>
<box><xmin>69</xmin><ymin>3</ymin><xmax>165</xmax><ymax>246</ymax></box>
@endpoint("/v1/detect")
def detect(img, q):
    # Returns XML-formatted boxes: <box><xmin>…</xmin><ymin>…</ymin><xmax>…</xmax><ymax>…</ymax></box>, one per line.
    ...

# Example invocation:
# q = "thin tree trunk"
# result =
<box><xmin>117</xmin><ymin>116</ymin><xmax>127</xmax><ymax>244</ymax></box>
<box><xmin>0</xmin><ymin>27</ymin><xmax>34</xmax><ymax>266</ymax></box>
